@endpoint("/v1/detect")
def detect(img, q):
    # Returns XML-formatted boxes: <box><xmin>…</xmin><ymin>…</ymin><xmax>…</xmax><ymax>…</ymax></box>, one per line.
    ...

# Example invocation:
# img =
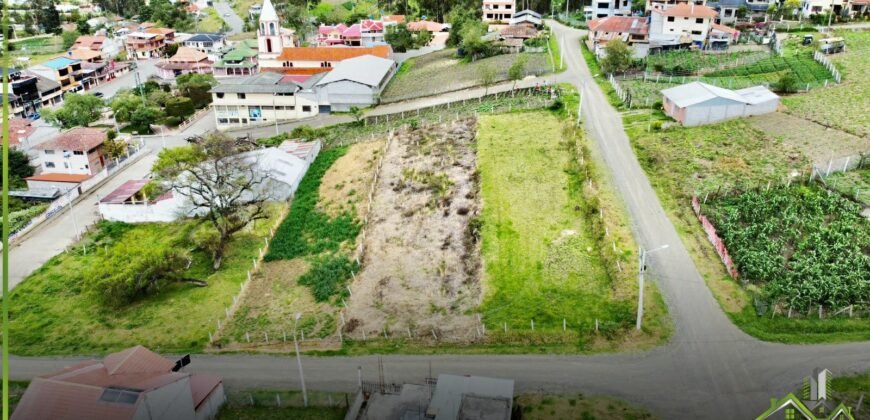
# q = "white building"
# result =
<box><xmin>32</xmin><ymin>127</ymin><xmax>107</xmax><ymax>176</ymax></box>
<box><xmin>182</xmin><ymin>33</ymin><xmax>227</xmax><ymax>61</ymax></box>
<box><xmin>585</xmin><ymin>0</ymin><xmax>633</xmax><ymax>19</ymax></box>
<box><xmin>650</xmin><ymin>3</ymin><xmax>717</xmax><ymax>46</ymax></box>
<box><xmin>310</xmin><ymin>55</ymin><xmax>397</xmax><ymax>112</ymax></box>
<box><xmin>210</xmin><ymin>72</ymin><xmax>320</xmax><ymax>130</ymax></box>
<box><xmin>800</xmin><ymin>0</ymin><xmax>847</xmax><ymax>16</ymax></box>
<box><xmin>99</xmin><ymin>143</ymin><xmax>320</xmax><ymax>223</ymax></box>
<box><xmin>661</xmin><ymin>82</ymin><xmax>779</xmax><ymax>126</ymax></box>
<box><xmin>483</xmin><ymin>0</ymin><xmax>516</xmax><ymax>22</ymax></box>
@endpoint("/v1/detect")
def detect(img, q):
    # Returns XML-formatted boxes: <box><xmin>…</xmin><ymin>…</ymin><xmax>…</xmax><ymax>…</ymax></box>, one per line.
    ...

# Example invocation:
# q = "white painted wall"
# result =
<box><xmin>661</xmin><ymin>15</ymin><xmax>712</xmax><ymax>43</ymax></box>
<box><xmin>212</xmin><ymin>92</ymin><xmax>320</xmax><ymax>130</ymax></box>
<box><xmin>99</xmin><ymin>196</ymin><xmax>187</xmax><ymax>223</ymax></box>
<box><xmin>39</xmin><ymin>148</ymin><xmax>103</xmax><ymax>175</ymax></box>
<box><xmin>483</xmin><ymin>0</ymin><xmax>516</xmax><ymax>21</ymax></box>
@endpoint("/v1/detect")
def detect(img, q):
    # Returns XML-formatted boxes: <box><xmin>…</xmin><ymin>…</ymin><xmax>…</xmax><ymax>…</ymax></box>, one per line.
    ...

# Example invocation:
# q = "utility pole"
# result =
<box><xmin>559</xmin><ymin>37</ymin><xmax>564</xmax><ymax>70</ymax></box>
<box><xmin>636</xmin><ymin>244</ymin><xmax>669</xmax><ymax>330</ymax></box>
<box><xmin>826</xmin><ymin>0</ymin><xmax>834</xmax><ymax>28</ymax></box>
<box><xmin>576</xmin><ymin>82</ymin><xmax>583</xmax><ymax>126</ymax></box>
<box><xmin>273</xmin><ymin>95</ymin><xmax>279</xmax><ymax>136</ymax></box>
<box><xmin>293</xmin><ymin>313</ymin><xmax>308</xmax><ymax>407</ymax></box>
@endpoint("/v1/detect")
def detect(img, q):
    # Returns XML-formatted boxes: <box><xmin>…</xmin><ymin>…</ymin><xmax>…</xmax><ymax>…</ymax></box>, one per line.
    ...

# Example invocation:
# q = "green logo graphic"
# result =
<box><xmin>756</xmin><ymin>369</ymin><xmax>855</xmax><ymax>420</ymax></box>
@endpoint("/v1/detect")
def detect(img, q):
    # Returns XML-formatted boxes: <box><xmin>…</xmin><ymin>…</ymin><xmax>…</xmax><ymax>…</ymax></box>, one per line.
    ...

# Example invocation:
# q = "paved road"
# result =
<box><xmin>91</xmin><ymin>60</ymin><xmax>159</xmax><ymax>100</ymax></box>
<box><xmin>5</xmin><ymin>25</ymin><xmax>869</xmax><ymax>418</ymax></box>
<box><xmin>212</xmin><ymin>0</ymin><xmax>245</xmax><ymax>35</ymax></box>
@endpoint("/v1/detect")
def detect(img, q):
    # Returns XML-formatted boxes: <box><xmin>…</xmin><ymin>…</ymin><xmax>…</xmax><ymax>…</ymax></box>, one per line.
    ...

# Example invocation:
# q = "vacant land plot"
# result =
<box><xmin>627</xmin><ymin>119</ymin><xmax>870</xmax><ymax>342</ymax></box>
<box><xmin>748</xmin><ymin>112</ymin><xmax>869</xmax><ymax>165</ymax></box>
<box><xmin>11</xmin><ymin>35</ymin><xmax>65</xmax><ymax>65</ymax></box>
<box><xmin>517</xmin><ymin>393</ymin><xmax>655</xmax><ymax>420</ymax></box>
<box><xmin>830</xmin><ymin>29</ymin><xmax>870</xmax><ymax>78</ymax></box>
<box><xmin>344</xmin><ymin>119</ymin><xmax>482</xmax><ymax>338</ymax></box>
<box><xmin>476</xmin><ymin>111</ymin><xmax>664</xmax><ymax>343</ymax></box>
<box><xmin>198</xmin><ymin>8</ymin><xmax>228</xmax><ymax>32</ymax></box>
<box><xmin>381</xmin><ymin>49</ymin><xmax>549</xmax><ymax>102</ymax></box>
<box><xmin>224</xmin><ymin>142</ymin><xmax>381</xmax><ymax>348</ymax></box>
<box><xmin>6</xmin><ymin>208</ymin><xmax>281</xmax><ymax>355</ymax></box>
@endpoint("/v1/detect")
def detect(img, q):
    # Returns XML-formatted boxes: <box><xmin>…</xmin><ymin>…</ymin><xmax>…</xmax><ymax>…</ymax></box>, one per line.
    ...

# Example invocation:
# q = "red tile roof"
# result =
<box><xmin>25</xmin><ymin>173</ymin><xmax>92</xmax><ymax>183</ymax></box>
<box><xmin>408</xmin><ymin>21</ymin><xmax>446</xmax><ymax>32</ymax></box>
<box><xmin>100</xmin><ymin>180</ymin><xmax>148</xmax><ymax>204</ymax></box>
<box><xmin>589</xmin><ymin>16</ymin><xmax>649</xmax><ymax>35</ymax></box>
<box><xmin>73</xmin><ymin>35</ymin><xmax>107</xmax><ymax>51</ymax></box>
<box><xmin>34</xmin><ymin>127</ymin><xmax>107</xmax><ymax>151</ymax></box>
<box><xmin>276</xmin><ymin>45</ymin><xmax>392</xmax><ymax>62</ymax></box>
<box><xmin>3</xmin><ymin>118</ymin><xmax>34</xmax><ymax>147</ymax></box>
<box><xmin>105</xmin><ymin>345</ymin><xmax>176</xmax><ymax>375</ymax></box>
<box><xmin>659</xmin><ymin>3</ymin><xmax>717</xmax><ymax>18</ymax></box>
<box><xmin>190</xmin><ymin>374</ymin><xmax>223</xmax><ymax>409</ymax></box>
<box><xmin>383</xmin><ymin>15</ymin><xmax>406</xmax><ymax>23</ymax></box>
<box><xmin>712</xmin><ymin>23</ymin><xmax>740</xmax><ymax>34</ymax></box>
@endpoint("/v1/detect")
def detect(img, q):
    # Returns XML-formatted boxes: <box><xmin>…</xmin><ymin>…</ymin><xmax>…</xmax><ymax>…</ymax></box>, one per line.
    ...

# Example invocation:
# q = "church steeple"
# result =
<box><xmin>258</xmin><ymin>0</ymin><xmax>282</xmax><ymax>58</ymax></box>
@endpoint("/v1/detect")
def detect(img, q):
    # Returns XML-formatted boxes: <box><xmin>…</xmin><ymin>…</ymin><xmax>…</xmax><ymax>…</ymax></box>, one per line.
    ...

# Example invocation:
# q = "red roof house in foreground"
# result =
<box><xmin>12</xmin><ymin>346</ymin><xmax>225</xmax><ymax>420</ymax></box>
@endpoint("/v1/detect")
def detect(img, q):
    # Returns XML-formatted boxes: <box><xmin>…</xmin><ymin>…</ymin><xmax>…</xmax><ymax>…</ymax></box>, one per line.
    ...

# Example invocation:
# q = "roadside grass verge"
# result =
<box><xmin>579</xmin><ymin>39</ymin><xmax>624</xmax><ymax>109</ymax></box>
<box><xmin>547</xmin><ymin>32</ymin><xmax>567</xmax><ymax>73</ymax></box>
<box><xmin>517</xmin><ymin>393</ymin><xmax>656</xmax><ymax>419</ymax></box>
<box><xmin>476</xmin><ymin>110</ymin><xmax>669</xmax><ymax>349</ymax></box>
<box><xmin>832</xmin><ymin>371</ymin><xmax>870</xmax><ymax>417</ymax></box>
<box><xmin>625</xmin><ymin>119</ymin><xmax>870</xmax><ymax>343</ymax></box>
<box><xmin>218</xmin><ymin>389</ymin><xmax>348</xmax><ymax>420</ymax></box>
<box><xmin>381</xmin><ymin>49</ymin><xmax>550</xmax><ymax>102</ymax></box>
<box><xmin>5</xmin><ymin>207</ymin><xmax>281</xmax><ymax>356</ymax></box>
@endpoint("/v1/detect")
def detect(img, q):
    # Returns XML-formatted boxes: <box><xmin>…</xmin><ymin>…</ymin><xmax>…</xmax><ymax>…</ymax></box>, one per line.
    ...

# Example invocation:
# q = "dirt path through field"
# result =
<box><xmin>345</xmin><ymin>119</ymin><xmax>482</xmax><ymax>340</ymax></box>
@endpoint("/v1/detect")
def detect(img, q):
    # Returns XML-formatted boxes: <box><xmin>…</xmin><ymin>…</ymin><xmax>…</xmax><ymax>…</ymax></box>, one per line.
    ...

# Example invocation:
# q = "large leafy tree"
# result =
<box><xmin>153</xmin><ymin>133</ymin><xmax>270</xmax><ymax>269</ymax></box>
<box><xmin>1</xmin><ymin>148</ymin><xmax>35</xmax><ymax>188</ymax></box>
<box><xmin>110</xmin><ymin>90</ymin><xmax>145</xmax><ymax>123</ymax></box>
<box><xmin>33</xmin><ymin>0</ymin><xmax>62</xmax><ymax>33</ymax></box>
<box><xmin>601</xmin><ymin>39</ymin><xmax>634</xmax><ymax>74</ymax></box>
<box><xmin>176</xmin><ymin>73</ymin><xmax>217</xmax><ymax>109</ymax></box>
<box><xmin>42</xmin><ymin>94</ymin><xmax>105</xmax><ymax>128</ymax></box>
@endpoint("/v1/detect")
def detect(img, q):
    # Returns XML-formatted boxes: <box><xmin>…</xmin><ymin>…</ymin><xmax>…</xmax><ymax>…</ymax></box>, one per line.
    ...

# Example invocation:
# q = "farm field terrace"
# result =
<box><xmin>381</xmin><ymin>49</ymin><xmax>549</xmax><ymax>103</ymax></box>
<box><xmin>4</xmin><ymin>207</ymin><xmax>283</xmax><ymax>356</ymax></box>
<box><xmin>626</xmin><ymin>118</ymin><xmax>870</xmax><ymax>343</ymax></box>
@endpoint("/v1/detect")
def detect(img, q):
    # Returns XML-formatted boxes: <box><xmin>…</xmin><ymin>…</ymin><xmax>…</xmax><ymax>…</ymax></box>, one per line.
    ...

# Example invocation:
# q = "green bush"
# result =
<box><xmin>298</xmin><ymin>254</ymin><xmax>359</xmax><ymax>302</ymax></box>
<box><xmin>165</xmin><ymin>96</ymin><xmax>196</xmax><ymax>119</ymax></box>
<box><xmin>257</xmin><ymin>133</ymin><xmax>290</xmax><ymax>147</ymax></box>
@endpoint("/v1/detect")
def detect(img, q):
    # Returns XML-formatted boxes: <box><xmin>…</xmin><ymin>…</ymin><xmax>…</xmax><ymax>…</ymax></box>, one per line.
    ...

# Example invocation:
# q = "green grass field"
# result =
<box><xmin>517</xmin><ymin>393</ymin><xmax>656</xmax><ymax>419</ymax></box>
<box><xmin>832</xmin><ymin>371</ymin><xmax>870</xmax><ymax>417</ymax></box>
<box><xmin>4</xmin><ymin>207</ymin><xmax>281</xmax><ymax>356</ymax></box>
<box><xmin>197</xmin><ymin>8</ymin><xmax>228</xmax><ymax>32</ymax></box>
<box><xmin>477</xmin><ymin>111</ymin><xmax>668</xmax><ymax>345</ymax></box>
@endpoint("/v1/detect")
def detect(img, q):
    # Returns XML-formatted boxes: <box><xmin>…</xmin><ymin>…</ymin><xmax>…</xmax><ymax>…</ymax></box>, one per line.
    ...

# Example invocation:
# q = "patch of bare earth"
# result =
<box><xmin>749</xmin><ymin>112</ymin><xmax>869</xmax><ymax>166</ymax></box>
<box><xmin>345</xmin><ymin>119</ymin><xmax>482</xmax><ymax>340</ymax></box>
<box><xmin>318</xmin><ymin>140</ymin><xmax>385</xmax><ymax>220</ymax></box>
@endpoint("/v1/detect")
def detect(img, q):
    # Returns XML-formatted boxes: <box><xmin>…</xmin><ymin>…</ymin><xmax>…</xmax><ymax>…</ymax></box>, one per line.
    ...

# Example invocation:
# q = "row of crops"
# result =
<box><xmin>704</xmin><ymin>184</ymin><xmax>869</xmax><ymax>313</ymax></box>
<box><xmin>644</xmin><ymin>50</ymin><xmax>770</xmax><ymax>75</ymax></box>
<box><xmin>706</xmin><ymin>53</ymin><xmax>833</xmax><ymax>85</ymax></box>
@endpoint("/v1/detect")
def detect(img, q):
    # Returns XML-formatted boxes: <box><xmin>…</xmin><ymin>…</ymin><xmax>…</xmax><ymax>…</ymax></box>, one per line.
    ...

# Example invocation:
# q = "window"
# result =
<box><xmin>691</xmin><ymin>30</ymin><xmax>702</xmax><ymax>35</ymax></box>
<box><xmin>44</xmin><ymin>149</ymin><xmax>55</xmax><ymax>155</ymax></box>
<box><xmin>785</xmin><ymin>408</ymin><xmax>795</xmax><ymax>420</ymax></box>
<box><xmin>667</xmin><ymin>16</ymin><xmax>675</xmax><ymax>21</ymax></box>
<box><xmin>724</xmin><ymin>9</ymin><xmax>733</xmax><ymax>16</ymax></box>
<box><xmin>218</xmin><ymin>118</ymin><xmax>229</xmax><ymax>124</ymax></box>
<box><xmin>45</xmin><ymin>162</ymin><xmax>56</xmax><ymax>168</ymax></box>
<box><xmin>696</xmin><ymin>18</ymin><xmax>704</xmax><ymax>23</ymax></box>
<box><xmin>302</xmin><ymin>105</ymin><xmax>312</xmax><ymax>112</ymax></box>
<box><xmin>216</xmin><ymin>92</ymin><xmax>224</xmax><ymax>99</ymax></box>
<box><xmin>238</xmin><ymin>93</ymin><xmax>246</xmax><ymax>99</ymax></box>
<box><xmin>73</xmin><ymin>151</ymin><xmax>84</xmax><ymax>155</ymax></box>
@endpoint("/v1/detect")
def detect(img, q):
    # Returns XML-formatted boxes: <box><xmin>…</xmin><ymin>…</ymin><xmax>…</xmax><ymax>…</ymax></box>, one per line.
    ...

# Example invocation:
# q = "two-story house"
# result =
<box><xmin>213</xmin><ymin>39</ymin><xmax>259</xmax><ymax>77</ymax></box>
<box><xmin>585</xmin><ymin>0</ymin><xmax>633</xmax><ymax>19</ymax></box>
<box><xmin>210</xmin><ymin>71</ymin><xmax>320</xmax><ymax>130</ymax></box>
<box><xmin>27</xmin><ymin>57</ymin><xmax>85</xmax><ymax>93</ymax></box>
<box><xmin>1</xmin><ymin>68</ymin><xmax>41</xmax><ymax>118</ymax></box>
<box><xmin>482</xmin><ymin>0</ymin><xmax>515</xmax><ymax>22</ymax></box>
<box><xmin>182</xmin><ymin>33</ymin><xmax>226</xmax><ymax>61</ymax></box>
<box><xmin>156</xmin><ymin>47</ymin><xmax>213</xmax><ymax>80</ymax></box>
<box><xmin>650</xmin><ymin>3</ymin><xmax>717</xmax><ymax>46</ymax></box>
<box><xmin>32</xmin><ymin>127</ymin><xmax>108</xmax><ymax>176</ymax></box>
<box><xmin>126</xmin><ymin>32</ymin><xmax>165</xmax><ymax>59</ymax></box>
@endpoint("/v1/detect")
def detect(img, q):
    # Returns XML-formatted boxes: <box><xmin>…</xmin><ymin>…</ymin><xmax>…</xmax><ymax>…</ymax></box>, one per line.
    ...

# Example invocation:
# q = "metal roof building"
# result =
<box><xmin>661</xmin><ymin>82</ymin><xmax>779</xmax><ymax>126</ymax></box>
<box><xmin>312</xmin><ymin>54</ymin><xmax>397</xmax><ymax>112</ymax></box>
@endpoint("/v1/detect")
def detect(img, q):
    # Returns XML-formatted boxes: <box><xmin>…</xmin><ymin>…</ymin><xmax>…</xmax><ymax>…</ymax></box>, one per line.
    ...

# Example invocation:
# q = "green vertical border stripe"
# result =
<box><xmin>2</xmin><ymin>0</ymin><xmax>10</xmax><ymax>416</ymax></box>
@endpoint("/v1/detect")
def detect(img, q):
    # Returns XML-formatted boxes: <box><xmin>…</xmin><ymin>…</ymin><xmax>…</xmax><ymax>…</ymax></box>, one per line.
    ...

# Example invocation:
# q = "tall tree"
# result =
<box><xmin>153</xmin><ymin>133</ymin><xmax>270</xmax><ymax>269</ymax></box>
<box><xmin>33</xmin><ymin>0</ymin><xmax>62</xmax><ymax>34</ymax></box>
<box><xmin>601</xmin><ymin>39</ymin><xmax>633</xmax><ymax>74</ymax></box>
<box><xmin>176</xmin><ymin>73</ymin><xmax>217</xmax><ymax>108</ymax></box>
<box><xmin>42</xmin><ymin>94</ymin><xmax>105</xmax><ymax>128</ymax></box>
<box><xmin>477</xmin><ymin>62</ymin><xmax>497</xmax><ymax>96</ymax></box>
<box><xmin>1</xmin><ymin>149</ymin><xmax>35</xmax><ymax>187</ymax></box>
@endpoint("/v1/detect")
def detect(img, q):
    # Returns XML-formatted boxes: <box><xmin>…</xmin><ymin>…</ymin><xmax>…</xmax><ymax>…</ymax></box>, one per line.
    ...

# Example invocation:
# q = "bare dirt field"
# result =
<box><xmin>344</xmin><ymin>119</ymin><xmax>482</xmax><ymax>339</ymax></box>
<box><xmin>748</xmin><ymin>112</ymin><xmax>869</xmax><ymax>165</ymax></box>
<box><xmin>318</xmin><ymin>140</ymin><xmax>385</xmax><ymax>221</ymax></box>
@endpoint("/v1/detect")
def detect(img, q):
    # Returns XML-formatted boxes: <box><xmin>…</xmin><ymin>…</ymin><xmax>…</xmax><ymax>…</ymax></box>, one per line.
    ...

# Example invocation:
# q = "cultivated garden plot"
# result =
<box><xmin>220</xmin><ymin>141</ymin><xmax>383</xmax><ymax>349</ymax></box>
<box><xmin>381</xmin><ymin>49</ymin><xmax>549</xmax><ymax>103</ymax></box>
<box><xmin>626</xmin><ymin>118</ymin><xmax>869</xmax><ymax>342</ymax></box>
<box><xmin>825</xmin><ymin>169</ymin><xmax>870</xmax><ymax>207</ymax></box>
<box><xmin>344</xmin><ymin>119</ymin><xmax>482</xmax><ymax>339</ymax></box>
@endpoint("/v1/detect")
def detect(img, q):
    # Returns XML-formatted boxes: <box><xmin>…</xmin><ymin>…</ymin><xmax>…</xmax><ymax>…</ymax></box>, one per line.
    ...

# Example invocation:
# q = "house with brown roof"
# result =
<box><xmin>126</xmin><ymin>31</ymin><xmax>166</xmax><ymax>60</ymax></box>
<box><xmin>32</xmin><ymin>127</ymin><xmax>108</xmax><ymax>176</ymax></box>
<box><xmin>12</xmin><ymin>345</ymin><xmax>225</xmax><ymax>420</ymax></box>
<box><xmin>2</xmin><ymin>117</ymin><xmax>35</xmax><ymax>148</ymax></box>
<box><xmin>589</xmin><ymin>16</ymin><xmax>650</xmax><ymax>44</ymax></box>
<box><xmin>73</xmin><ymin>35</ymin><xmax>107</xmax><ymax>51</ymax></box>
<box><xmin>145</xmin><ymin>27</ymin><xmax>177</xmax><ymax>43</ymax></box>
<box><xmin>262</xmin><ymin>45</ymin><xmax>392</xmax><ymax>76</ymax></box>
<box><xmin>156</xmin><ymin>47</ymin><xmax>214</xmax><ymax>80</ymax></box>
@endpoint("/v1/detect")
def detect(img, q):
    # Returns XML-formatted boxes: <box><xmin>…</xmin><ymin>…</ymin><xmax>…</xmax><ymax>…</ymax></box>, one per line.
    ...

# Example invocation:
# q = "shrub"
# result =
<box><xmin>297</xmin><ymin>254</ymin><xmax>359</xmax><ymax>302</ymax></box>
<box><xmin>651</xmin><ymin>121</ymin><xmax>663</xmax><ymax>131</ymax></box>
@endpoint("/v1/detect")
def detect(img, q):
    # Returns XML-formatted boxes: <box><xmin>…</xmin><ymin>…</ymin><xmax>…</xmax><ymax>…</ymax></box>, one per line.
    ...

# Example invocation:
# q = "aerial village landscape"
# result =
<box><xmin>0</xmin><ymin>0</ymin><xmax>867</xmax><ymax>418</ymax></box>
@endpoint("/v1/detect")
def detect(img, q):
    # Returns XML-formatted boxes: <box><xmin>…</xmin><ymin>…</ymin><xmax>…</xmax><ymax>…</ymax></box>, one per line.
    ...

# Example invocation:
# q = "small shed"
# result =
<box><xmin>661</xmin><ymin>82</ymin><xmax>779</xmax><ymax>126</ymax></box>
